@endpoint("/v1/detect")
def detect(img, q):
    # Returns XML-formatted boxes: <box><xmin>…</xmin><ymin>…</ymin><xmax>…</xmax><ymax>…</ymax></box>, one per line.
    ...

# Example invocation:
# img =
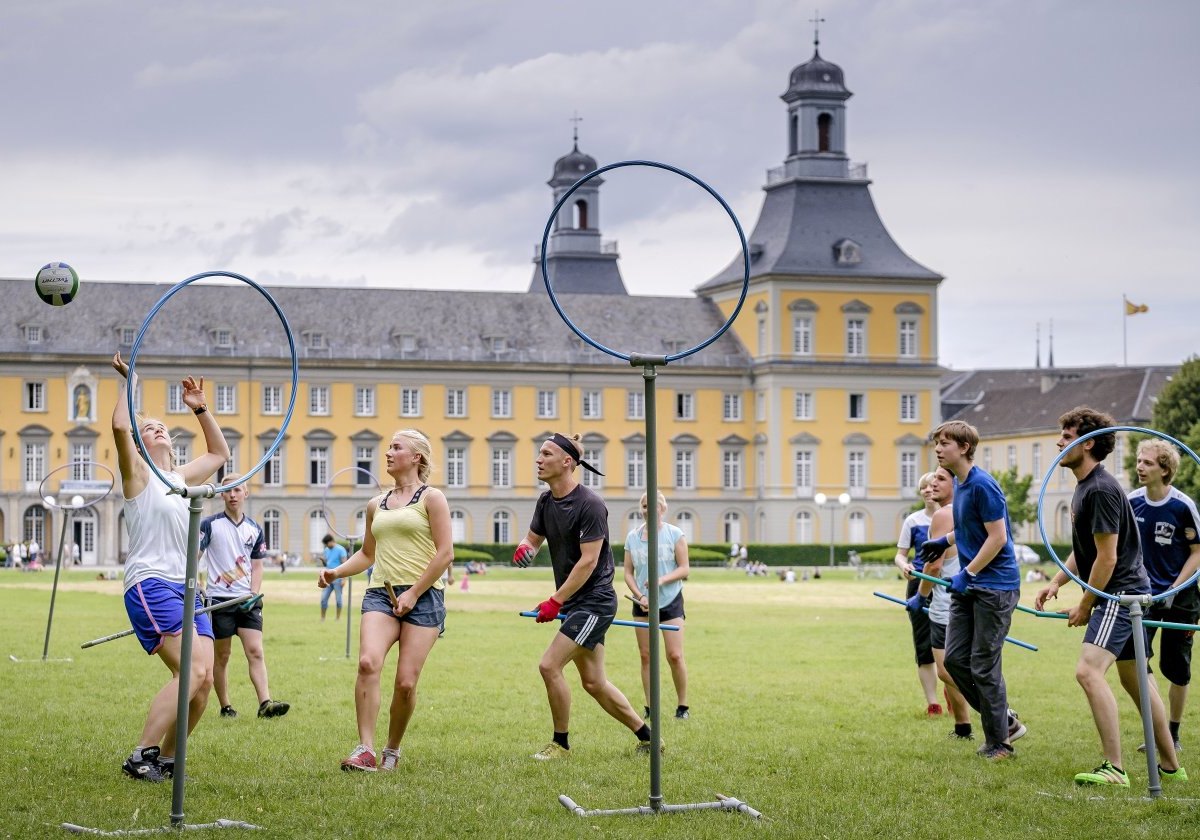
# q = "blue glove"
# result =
<box><xmin>919</xmin><ymin>536</ymin><xmax>951</xmax><ymax>566</ymax></box>
<box><xmin>948</xmin><ymin>568</ymin><xmax>975</xmax><ymax>594</ymax></box>
<box><xmin>905</xmin><ymin>593</ymin><xmax>929</xmax><ymax>613</ymax></box>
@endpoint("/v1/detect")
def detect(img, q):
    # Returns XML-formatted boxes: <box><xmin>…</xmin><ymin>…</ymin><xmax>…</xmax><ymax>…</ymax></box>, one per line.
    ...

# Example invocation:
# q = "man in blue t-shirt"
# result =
<box><xmin>1035</xmin><ymin>407</ymin><xmax>1185</xmax><ymax>787</ymax></box>
<box><xmin>1129</xmin><ymin>438</ymin><xmax>1200</xmax><ymax>753</ymax></box>
<box><xmin>920</xmin><ymin>420</ymin><xmax>1024</xmax><ymax>760</ymax></box>
<box><xmin>320</xmin><ymin>534</ymin><xmax>346</xmax><ymax>621</ymax></box>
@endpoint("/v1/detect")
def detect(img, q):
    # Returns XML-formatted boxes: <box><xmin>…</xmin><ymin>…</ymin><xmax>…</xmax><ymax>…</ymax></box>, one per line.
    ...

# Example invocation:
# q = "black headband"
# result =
<box><xmin>551</xmin><ymin>433</ymin><xmax>604</xmax><ymax>476</ymax></box>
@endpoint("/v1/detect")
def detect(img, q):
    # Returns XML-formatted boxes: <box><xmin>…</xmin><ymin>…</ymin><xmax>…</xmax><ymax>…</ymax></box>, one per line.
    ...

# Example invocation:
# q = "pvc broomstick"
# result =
<box><xmin>80</xmin><ymin>591</ymin><xmax>257</xmax><ymax>649</ymax></box>
<box><xmin>518</xmin><ymin>611</ymin><xmax>679</xmax><ymax>631</ymax></box>
<box><xmin>872</xmin><ymin>591</ymin><xmax>1038</xmax><ymax>651</ymax></box>
<box><xmin>384</xmin><ymin>580</ymin><xmax>399</xmax><ymax>609</ymax></box>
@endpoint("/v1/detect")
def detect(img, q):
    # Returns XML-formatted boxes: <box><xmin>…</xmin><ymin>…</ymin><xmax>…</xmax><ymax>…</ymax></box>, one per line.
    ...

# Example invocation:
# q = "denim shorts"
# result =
<box><xmin>362</xmin><ymin>585</ymin><xmax>445</xmax><ymax>633</ymax></box>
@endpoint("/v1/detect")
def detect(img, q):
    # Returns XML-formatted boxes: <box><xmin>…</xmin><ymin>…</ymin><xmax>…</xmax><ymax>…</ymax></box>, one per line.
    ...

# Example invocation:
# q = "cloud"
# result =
<box><xmin>135</xmin><ymin>57</ymin><xmax>241</xmax><ymax>88</ymax></box>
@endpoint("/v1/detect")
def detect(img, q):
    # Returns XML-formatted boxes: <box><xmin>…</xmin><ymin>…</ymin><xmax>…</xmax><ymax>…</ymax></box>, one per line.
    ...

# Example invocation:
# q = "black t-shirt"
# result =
<box><xmin>1071</xmin><ymin>465</ymin><xmax>1149</xmax><ymax>595</ymax></box>
<box><xmin>529</xmin><ymin>484</ymin><xmax>615</xmax><ymax>609</ymax></box>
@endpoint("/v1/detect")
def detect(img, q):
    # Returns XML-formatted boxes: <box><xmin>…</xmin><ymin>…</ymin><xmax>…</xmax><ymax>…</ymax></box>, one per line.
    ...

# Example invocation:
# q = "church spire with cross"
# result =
<box><xmin>527</xmin><ymin>114</ymin><xmax>628</xmax><ymax>295</ymax></box>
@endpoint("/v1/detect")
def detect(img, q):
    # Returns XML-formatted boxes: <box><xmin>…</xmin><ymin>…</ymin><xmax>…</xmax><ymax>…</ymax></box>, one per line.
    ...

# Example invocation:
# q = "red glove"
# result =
<box><xmin>535</xmin><ymin>597</ymin><xmax>562</xmax><ymax>623</ymax></box>
<box><xmin>513</xmin><ymin>542</ymin><xmax>536</xmax><ymax>568</ymax></box>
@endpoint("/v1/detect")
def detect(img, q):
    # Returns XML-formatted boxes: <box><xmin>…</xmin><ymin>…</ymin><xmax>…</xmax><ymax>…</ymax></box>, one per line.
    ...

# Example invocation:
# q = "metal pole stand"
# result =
<box><xmin>64</xmin><ymin>485</ymin><xmax>261</xmax><ymax>835</ymax></box>
<box><xmin>10</xmin><ymin>504</ymin><xmax>76</xmax><ymax>664</ymax></box>
<box><xmin>1125</xmin><ymin>595</ymin><xmax>1163</xmax><ymax>800</ymax></box>
<box><xmin>557</xmin><ymin>356</ymin><xmax>761</xmax><ymax>821</ymax></box>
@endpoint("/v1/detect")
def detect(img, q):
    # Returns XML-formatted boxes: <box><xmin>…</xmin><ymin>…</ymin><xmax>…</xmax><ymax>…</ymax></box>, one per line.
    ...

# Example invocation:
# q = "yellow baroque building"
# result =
<box><xmin>0</xmin><ymin>45</ymin><xmax>948</xmax><ymax>564</ymax></box>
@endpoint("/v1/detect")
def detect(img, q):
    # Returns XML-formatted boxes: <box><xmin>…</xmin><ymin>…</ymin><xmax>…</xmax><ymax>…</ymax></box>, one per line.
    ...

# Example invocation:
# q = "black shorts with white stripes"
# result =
<box><xmin>559</xmin><ymin>591</ymin><xmax>617</xmax><ymax>651</ymax></box>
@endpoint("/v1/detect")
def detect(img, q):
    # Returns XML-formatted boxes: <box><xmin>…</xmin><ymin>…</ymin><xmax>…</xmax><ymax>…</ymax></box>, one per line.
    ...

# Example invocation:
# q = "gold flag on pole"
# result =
<box><xmin>1124</xmin><ymin>298</ymin><xmax>1149</xmax><ymax>316</ymax></box>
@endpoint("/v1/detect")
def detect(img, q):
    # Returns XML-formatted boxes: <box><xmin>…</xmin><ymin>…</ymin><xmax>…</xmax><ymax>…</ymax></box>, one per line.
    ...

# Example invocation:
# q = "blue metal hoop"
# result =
<box><xmin>1036</xmin><ymin>425</ymin><xmax>1200</xmax><ymax>604</ymax></box>
<box><xmin>126</xmin><ymin>271</ymin><xmax>299</xmax><ymax>494</ymax></box>
<box><xmin>320</xmin><ymin>466</ymin><xmax>383</xmax><ymax>542</ymax></box>
<box><xmin>538</xmin><ymin>159</ymin><xmax>751</xmax><ymax>362</ymax></box>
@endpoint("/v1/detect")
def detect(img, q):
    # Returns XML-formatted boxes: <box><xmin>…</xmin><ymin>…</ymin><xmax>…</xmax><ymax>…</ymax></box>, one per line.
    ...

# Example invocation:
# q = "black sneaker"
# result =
<box><xmin>675</xmin><ymin>708</ymin><xmax>689</xmax><ymax>720</ymax></box>
<box><xmin>949</xmin><ymin>729</ymin><xmax>975</xmax><ymax>741</ymax></box>
<box><xmin>643</xmin><ymin>706</ymin><xmax>651</xmax><ymax>720</ymax></box>
<box><xmin>122</xmin><ymin>747</ymin><xmax>167</xmax><ymax>783</ymax></box>
<box><xmin>258</xmin><ymin>699</ymin><xmax>290</xmax><ymax>719</ymax></box>
<box><xmin>220</xmin><ymin>705</ymin><xmax>238</xmax><ymax>718</ymax></box>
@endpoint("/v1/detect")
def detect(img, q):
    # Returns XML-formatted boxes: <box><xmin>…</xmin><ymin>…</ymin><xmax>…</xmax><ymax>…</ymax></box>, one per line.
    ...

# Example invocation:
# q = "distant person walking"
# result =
<box><xmin>320</xmin><ymin>534</ymin><xmax>346</xmax><ymax>621</ymax></box>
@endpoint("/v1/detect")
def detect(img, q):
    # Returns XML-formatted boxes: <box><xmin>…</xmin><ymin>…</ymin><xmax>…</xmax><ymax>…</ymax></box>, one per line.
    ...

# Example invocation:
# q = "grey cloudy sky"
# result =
<box><xmin>4</xmin><ymin>0</ymin><xmax>1198</xmax><ymax>370</ymax></box>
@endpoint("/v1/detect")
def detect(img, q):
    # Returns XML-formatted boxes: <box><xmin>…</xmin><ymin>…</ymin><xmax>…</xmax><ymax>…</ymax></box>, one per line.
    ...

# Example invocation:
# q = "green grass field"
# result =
<box><xmin>1</xmin><ymin>567</ymin><xmax>1196</xmax><ymax>839</ymax></box>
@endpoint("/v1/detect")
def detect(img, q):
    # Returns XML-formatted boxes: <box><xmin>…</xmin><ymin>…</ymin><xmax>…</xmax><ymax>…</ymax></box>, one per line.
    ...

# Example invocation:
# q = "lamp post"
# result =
<box><xmin>814</xmin><ymin>492</ymin><xmax>851</xmax><ymax>566</ymax></box>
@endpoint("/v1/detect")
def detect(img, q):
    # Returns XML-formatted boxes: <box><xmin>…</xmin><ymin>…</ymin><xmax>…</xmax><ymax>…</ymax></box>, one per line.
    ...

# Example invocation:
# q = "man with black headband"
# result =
<box><xmin>514</xmin><ymin>433</ymin><xmax>656</xmax><ymax>760</ymax></box>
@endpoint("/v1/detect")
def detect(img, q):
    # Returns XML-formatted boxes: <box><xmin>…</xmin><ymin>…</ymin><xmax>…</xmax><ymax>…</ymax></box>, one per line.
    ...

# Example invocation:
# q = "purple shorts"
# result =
<box><xmin>124</xmin><ymin>579</ymin><xmax>214</xmax><ymax>655</ymax></box>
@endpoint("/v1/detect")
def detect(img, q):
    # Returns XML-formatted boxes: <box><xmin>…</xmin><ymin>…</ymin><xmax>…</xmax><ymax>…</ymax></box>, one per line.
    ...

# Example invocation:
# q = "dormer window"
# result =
<box><xmin>306</xmin><ymin>332</ymin><xmax>327</xmax><ymax>350</ymax></box>
<box><xmin>662</xmin><ymin>339</ymin><xmax>686</xmax><ymax>354</ymax></box>
<box><xmin>391</xmin><ymin>332</ymin><xmax>417</xmax><ymax>353</ymax></box>
<box><xmin>118</xmin><ymin>326</ymin><xmax>137</xmax><ymax>346</ymax></box>
<box><xmin>211</xmin><ymin>328</ymin><xmax>233</xmax><ymax>348</ymax></box>
<box><xmin>24</xmin><ymin>325</ymin><xmax>43</xmax><ymax>344</ymax></box>
<box><xmin>834</xmin><ymin>238</ymin><xmax>862</xmax><ymax>265</ymax></box>
<box><xmin>486</xmin><ymin>336</ymin><xmax>507</xmax><ymax>353</ymax></box>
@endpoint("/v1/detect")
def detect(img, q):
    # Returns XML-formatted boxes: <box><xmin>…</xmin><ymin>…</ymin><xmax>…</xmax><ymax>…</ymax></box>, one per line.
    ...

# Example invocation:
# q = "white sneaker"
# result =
<box><xmin>380</xmin><ymin>748</ymin><xmax>401</xmax><ymax>771</ymax></box>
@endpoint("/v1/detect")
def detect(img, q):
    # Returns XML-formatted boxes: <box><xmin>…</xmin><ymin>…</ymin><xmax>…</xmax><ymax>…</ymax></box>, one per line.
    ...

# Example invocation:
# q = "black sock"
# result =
<box><xmin>676</xmin><ymin>705</ymin><xmax>689</xmax><ymax>715</ymax></box>
<box><xmin>954</xmin><ymin>723</ymin><xmax>972</xmax><ymax>737</ymax></box>
<box><xmin>1170</xmin><ymin>720</ymin><xmax>1181</xmax><ymax>741</ymax></box>
<box><xmin>552</xmin><ymin>731</ymin><xmax>569</xmax><ymax>750</ymax></box>
<box><xmin>635</xmin><ymin>724</ymin><xmax>651</xmax><ymax>742</ymax></box>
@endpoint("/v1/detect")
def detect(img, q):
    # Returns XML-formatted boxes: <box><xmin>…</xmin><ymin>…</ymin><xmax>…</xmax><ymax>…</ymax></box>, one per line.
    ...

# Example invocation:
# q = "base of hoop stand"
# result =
<box><xmin>9</xmin><ymin>654</ymin><xmax>73</xmax><ymax>663</ymax></box>
<box><xmin>558</xmin><ymin>793</ymin><xmax>761</xmax><ymax>819</ymax></box>
<box><xmin>61</xmin><ymin>818</ymin><xmax>261</xmax><ymax>835</ymax></box>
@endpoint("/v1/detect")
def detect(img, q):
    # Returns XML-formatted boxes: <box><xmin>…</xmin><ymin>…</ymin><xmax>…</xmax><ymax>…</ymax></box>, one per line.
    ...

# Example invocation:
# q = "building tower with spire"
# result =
<box><xmin>528</xmin><ymin>128</ymin><xmax>627</xmax><ymax>295</ymax></box>
<box><xmin>696</xmin><ymin>36</ymin><xmax>945</xmax><ymax>540</ymax></box>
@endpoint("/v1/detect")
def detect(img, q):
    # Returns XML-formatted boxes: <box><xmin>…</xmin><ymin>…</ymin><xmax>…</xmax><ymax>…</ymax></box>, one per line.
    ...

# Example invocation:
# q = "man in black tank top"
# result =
<box><xmin>514</xmin><ymin>434</ymin><xmax>657</xmax><ymax>761</ymax></box>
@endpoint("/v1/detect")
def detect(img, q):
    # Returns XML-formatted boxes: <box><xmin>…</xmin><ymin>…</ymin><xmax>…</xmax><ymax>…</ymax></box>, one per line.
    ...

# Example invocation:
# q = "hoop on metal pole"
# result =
<box><xmin>538</xmin><ymin>159</ymin><xmax>757</xmax><ymax>819</ymax></box>
<box><xmin>1034</xmin><ymin>425</ymin><xmax>1200</xmax><ymax>800</ymax></box>
<box><xmin>319</xmin><ymin>467</ymin><xmax>381</xmax><ymax>660</ymax></box>
<box><xmin>68</xmin><ymin>272</ymin><xmax>296</xmax><ymax>834</ymax></box>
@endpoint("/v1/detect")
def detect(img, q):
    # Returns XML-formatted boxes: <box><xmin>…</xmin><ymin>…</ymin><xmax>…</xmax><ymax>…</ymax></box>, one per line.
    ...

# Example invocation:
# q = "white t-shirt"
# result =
<box><xmin>122</xmin><ymin>471</ymin><xmax>190</xmax><ymax>592</ymax></box>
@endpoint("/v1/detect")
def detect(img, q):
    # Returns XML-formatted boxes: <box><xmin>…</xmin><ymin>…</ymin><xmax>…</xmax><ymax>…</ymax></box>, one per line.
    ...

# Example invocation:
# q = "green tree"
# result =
<box><xmin>995</xmin><ymin>467</ymin><xmax>1036</xmax><ymax>528</ymax></box>
<box><xmin>1150</xmin><ymin>356</ymin><xmax>1200</xmax><ymax>501</ymax></box>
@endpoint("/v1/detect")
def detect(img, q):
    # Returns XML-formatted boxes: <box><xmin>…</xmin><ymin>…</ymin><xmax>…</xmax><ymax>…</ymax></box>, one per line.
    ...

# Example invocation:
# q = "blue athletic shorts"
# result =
<box><xmin>124</xmin><ymin>579</ymin><xmax>214</xmax><ymax>655</ymax></box>
<box><xmin>361</xmin><ymin>585</ymin><xmax>445</xmax><ymax>633</ymax></box>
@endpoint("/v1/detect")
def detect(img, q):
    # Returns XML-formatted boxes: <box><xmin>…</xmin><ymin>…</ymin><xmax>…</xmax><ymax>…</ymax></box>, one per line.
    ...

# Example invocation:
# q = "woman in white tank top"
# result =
<box><xmin>111</xmin><ymin>351</ymin><xmax>230</xmax><ymax>782</ymax></box>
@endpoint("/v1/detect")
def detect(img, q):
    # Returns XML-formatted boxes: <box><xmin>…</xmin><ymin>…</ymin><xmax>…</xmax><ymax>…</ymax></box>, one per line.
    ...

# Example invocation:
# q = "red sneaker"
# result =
<box><xmin>926</xmin><ymin>703</ymin><xmax>944</xmax><ymax>717</ymax></box>
<box><xmin>340</xmin><ymin>745</ymin><xmax>377</xmax><ymax>772</ymax></box>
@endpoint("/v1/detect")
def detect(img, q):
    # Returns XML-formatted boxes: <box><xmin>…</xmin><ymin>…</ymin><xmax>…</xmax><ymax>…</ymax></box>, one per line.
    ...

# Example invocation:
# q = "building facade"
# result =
<box><xmin>1</xmin><ymin>46</ymin><xmax>948</xmax><ymax>563</ymax></box>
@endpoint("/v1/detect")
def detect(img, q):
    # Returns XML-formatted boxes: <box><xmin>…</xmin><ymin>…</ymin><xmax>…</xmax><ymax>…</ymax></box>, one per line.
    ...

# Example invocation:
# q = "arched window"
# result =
<box><xmin>818</xmin><ymin>113</ymin><xmax>833</xmax><ymax>152</ymax></box>
<box><xmin>789</xmin><ymin>113</ymin><xmax>799</xmax><ymax>155</ymax></box>
<box><xmin>723</xmin><ymin>511</ymin><xmax>742</xmax><ymax>544</ymax></box>
<box><xmin>574</xmin><ymin>199</ymin><xmax>589</xmax><ymax>230</ymax></box>
<box><xmin>261</xmin><ymin>508</ymin><xmax>282</xmax><ymax>552</ymax></box>
<box><xmin>23</xmin><ymin>505</ymin><xmax>46</xmax><ymax>547</ymax></box>
<box><xmin>795</xmin><ymin>511</ymin><xmax>814</xmax><ymax>544</ymax></box>
<box><xmin>1057</xmin><ymin>504</ymin><xmax>1070</xmax><ymax>541</ymax></box>
<box><xmin>493</xmin><ymin>510</ymin><xmax>511</xmax><ymax>543</ymax></box>
<box><xmin>847</xmin><ymin>510</ymin><xmax>866</xmax><ymax>543</ymax></box>
<box><xmin>675</xmin><ymin>511</ymin><xmax>694</xmax><ymax>542</ymax></box>
<box><xmin>449</xmin><ymin>509</ymin><xmax>466</xmax><ymax>542</ymax></box>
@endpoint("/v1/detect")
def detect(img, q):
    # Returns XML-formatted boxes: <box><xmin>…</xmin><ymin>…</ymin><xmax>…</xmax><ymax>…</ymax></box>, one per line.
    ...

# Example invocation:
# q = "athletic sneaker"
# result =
<box><xmin>122</xmin><ymin>746</ymin><xmax>167</xmax><ymax>783</ymax></box>
<box><xmin>675</xmin><ymin>708</ymin><xmax>690</xmax><ymax>720</ymax></box>
<box><xmin>1138</xmin><ymin>741</ymin><xmax>1182</xmax><ymax>754</ymax></box>
<box><xmin>948</xmin><ymin>729</ymin><xmax>975</xmax><ymax>741</ymax></box>
<box><xmin>531</xmin><ymin>742</ymin><xmax>570</xmax><ymax>761</ymax></box>
<box><xmin>979</xmin><ymin>743</ymin><xmax>1015</xmax><ymax>761</ymax></box>
<box><xmin>1159</xmin><ymin>764</ymin><xmax>1189</xmax><ymax>783</ymax></box>
<box><xmin>219</xmin><ymin>705</ymin><xmax>238</xmax><ymax>718</ymax></box>
<box><xmin>1007</xmin><ymin>710</ymin><xmax>1027</xmax><ymax>743</ymax></box>
<box><xmin>257</xmin><ymin>699</ymin><xmax>290</xmax><ymax>719</ymax></box>
<box><xmin>926</xmin><ymin>703</ymin><xmax>944</xmax><ymax>717</ymax></box>
<box><xmin>340</xmin><ymin>745</ymin><xmax>377</xmax><ymax>772</ymax></box>
<box><xmin>636</xmin><ymin>737</ymin><xmax>666</xmax><ymax>755</ymax></box>
<box><xmin>1074</xmin><ymin>760</ymin><xmax>1129</xmax><ymax>786</ymax></box>
<box><xmin>380</xmin><ymin>748</ymin><xmax>401</xmax><ymax>771</ymax></box>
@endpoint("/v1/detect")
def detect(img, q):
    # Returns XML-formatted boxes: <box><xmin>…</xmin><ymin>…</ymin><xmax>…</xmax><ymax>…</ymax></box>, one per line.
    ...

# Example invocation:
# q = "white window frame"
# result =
<box><xmin>261</xmin><ymin>509</ymin><xmax>282</xmax><ymax>551</ymax></box>
<box><xmin>446</xmin><ymin>447</ymin><xmax>466</xmax><ymax>488</ymax></box>
<box><xmin>401</xmin><ymin>387</ymin><xmax>422</xmax><ymax>418</ymax></box>
<box><xmin>309</xmin><ymin>445</ymin><xmax>329</xmax><ymax>487</ymax></box>
<box><xmin>309</xmin><ymin>385</ymin><xmax>330</xmax><ymax>416</ymax></box>
<box><xmin>899</xmin><ymin>319</ymin><xmax>918</xmax><ymax>358</ymax></box>
<box><xmin>23</xmin><ymin>441</ymin><xmax>46</xmax><ymax>483</ymax></box>
<box><xmin>537</xmin><ymin>389</ymin><xmax>557</xmax><ymax>419</ymax></box>
<box><xmin>491</xmin><ymin>388</ymin><xmax>512</xmax><ymax>419</ymax></box>
<box><xmin>723</xmin><ymin>393</ymin><xmax>742</xmax><ymax>422</ymax></box>
<box><xmin>794</xmin><ymin>450</ymin><xmax>814</xmax><ymax>496</ymax></box>
<box><xmin>626</xmin><ymin>390</ymin><xmax>644</xmax><ymax>420</ymax></box>
<box><xmin>581</xmin><ymin>390</ymin><xmax>602</xmax><ymax>420</ymax></box>
<box><xmin>675</xmin><ymin>449</ymin><xmax>695</xmax><ymax>490</ymax></box>
<box><xmin>900</xmin><ymin>393</ymin><xmax>918</xmax><ymax>423</ymax></box>
<box><xmin>262</xmin><ymin>446</ymin><xmax>283</xmax><ymax>487</ymax></box>
<box><xmin>492</xmin><ymin>510</ymin><xmax>511</xmax><ymax>543</ymax></box>
<box><xmin>491</xmin><ymin>447</ymin><xmax>512</xmax><ymax>488</ymax></box>
<box><xmin>900</xmin><ymin>451</ymin><xmax>918</xmax><ymax>492</ymax></box>
<box><xmin>626</xmin><ymin>448</ymin><xmax>645</xmax><ymax>489</ymax></box>
<box><xmin>446</xmin><ymin>388</ymin><xmax>466</xmax><ymax>418</ymax></box>
<box><xmin>581</xmin><ymin>448</ymin><xmax>603</xmax><ymax>488</ymax></box>
<box><xmin>846</xmin><ymin>318</ymin><xmax>866</xmax><ymax>357</ymax></box>
<box><xmin>792</xmin><ymin>315</ymin><xmax>813</xmax><ymax>356</ymax></box>
<box><xmin>722</xmin><ymin>450</ymin><xmax>743</xmax><ymax>490</ymax></box>
<box><xmin>23</xmin><ymin>381</ymin><xmax>47</xmax><ymax>412</ymax></box>
<box><xmin>675</xmin><ymin>392</ymin><xmax>695</xmax><ymax>421</ymax></box>
<box><xmin>848</xmin><ymin>450</ymin><xmax>867</xmax><ymax>497</ymax></box>
<box><xmin>355</xmin><ymin>446</ymin><xmax>375</xmax><ymax>485</ymax></box>
<box><xmin>167</xmin><ymin>383</ymin><xmax>186</xmax><ymax>414</ymax></box>
<box><xmin>262</xmin><ymin>384</ymin><xmax>282</xmax><ymax>415</ymax></box>
<box><xmin>355</xmin><ymin>386</ymin><xmax>376</xmax><ymax>417</ymax></box>
<box><xmin>849</xmin><ymin>393</ymin><xmax>867</xmax><ymax>421</ymax></box>
<box><xmin>70</xmin><ymin>443</ymin><xmax>94</xmax><ymax>480</ymax></box>
<box><xmin>794</xmin><ymin>391</ymin><xmax>814</xmax><ymax>420</ymax></box>
<box><xmin>215</xmin><ymin>384</ymin><xmax>237</xmax><ymax>414</ymax></box>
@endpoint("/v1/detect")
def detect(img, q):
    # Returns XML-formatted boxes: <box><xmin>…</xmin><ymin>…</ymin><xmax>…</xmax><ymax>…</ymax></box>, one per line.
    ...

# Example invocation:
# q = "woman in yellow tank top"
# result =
<box><xmin>317</xmin><ymin>429</ymin><xmax>454</xmax><ymax>771</ymax></box>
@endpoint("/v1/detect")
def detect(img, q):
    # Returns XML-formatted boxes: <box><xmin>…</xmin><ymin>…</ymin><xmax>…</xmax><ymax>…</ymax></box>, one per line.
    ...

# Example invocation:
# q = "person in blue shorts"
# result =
<box><xmin>921</xmin><ymin>420</ymin><xmax>1025</xmax><ymax>760</ymax></box>
<box><xmin>894</xmin><ymin>472</ymin><xmax>942</xmax><ymax>716</ymax></box>
<box><xmin>320</xmin><ymin>533</ymin><xmax>346</xmax><ymax>621</ymax></box>
<box><xmin>513</xmin><ymin>433</ymin><xmax>653</xmax><ymax>760</ymax></box>
<box><xmin>1129</xmin><ymin>438</ymin><xmax>1200</xmax><ymax>753</ymax></box>
<box><xmin>1035</xmin><ymin>406</ymin><xmax>1186</xmax><ymax>786</ymax></box>
<box><xmin>111</xmin><ymin>351</ymin><xmax>230</xmax><ymax>783</ymax></box>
